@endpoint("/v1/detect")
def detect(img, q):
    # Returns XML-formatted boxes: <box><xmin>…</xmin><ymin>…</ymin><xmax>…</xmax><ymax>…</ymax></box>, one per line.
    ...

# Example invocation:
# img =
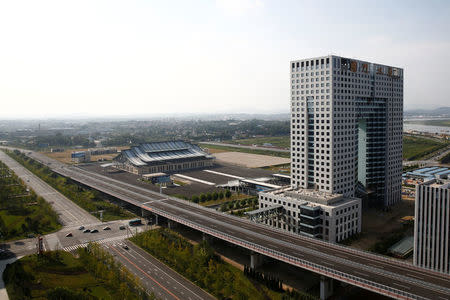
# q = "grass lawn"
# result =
<box><xmin>3</xmin><ymin>251</ymin><xmax>113</xmax><ymax>300</ymax></box>
<box><xmin>0</xmin><ymin>160</ymin><xmax>61</xmax><ymax>241</ymax></box>
<box><xmin>130</xmin><ymin>228</ymin><xmax>306</xmax><ymax>300</ymax></box>
<box><xmin>4</xmin><ymin>150</ymin><xmax>135</xmax><ymax>222</ymax></box>
<box><xmin>403</xmin><ymin>135</ymin><xmax>449</xmax><ymax>160</ymax></box>
<box><xmin>226</xmin><ymin>136</ymin><xmax>290</xmax><ymax>149</ymax></box>
<box><xmin>0</xmin><ymin>206</ymin><xmax>61</xmax><ymax>241</ymax></box>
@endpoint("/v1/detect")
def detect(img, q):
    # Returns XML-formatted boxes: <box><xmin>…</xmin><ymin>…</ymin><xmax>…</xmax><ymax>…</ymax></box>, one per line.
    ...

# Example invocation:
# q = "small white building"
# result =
<box><xmin>258</xmin><ymin>187</ymin><xmax>361</xmax><ymax>243</ymax></box>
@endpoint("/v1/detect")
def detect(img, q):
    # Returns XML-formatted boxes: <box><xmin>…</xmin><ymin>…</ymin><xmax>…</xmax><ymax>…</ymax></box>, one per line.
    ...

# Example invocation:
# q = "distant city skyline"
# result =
<box><xmin>0</xmin><ymin>0</ymin><xmax>449</xmax><ymax>118</ymax></box>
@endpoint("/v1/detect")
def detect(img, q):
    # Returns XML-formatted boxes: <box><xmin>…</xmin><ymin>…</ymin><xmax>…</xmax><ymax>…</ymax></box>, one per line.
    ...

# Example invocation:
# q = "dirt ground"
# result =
<box><xmin>214</xmin><ymin>152</ymin><xmax>290</xmax><ymax>168</ymax></box>
<box><xmin>40</xmin><ymin>146</ymin><xmax>129</xmax><ymax>164</ymax></box>
<box><xmin>349</xmin><ymin>199</ymin><xmax>415</xmax><ymax>251</ymax></box>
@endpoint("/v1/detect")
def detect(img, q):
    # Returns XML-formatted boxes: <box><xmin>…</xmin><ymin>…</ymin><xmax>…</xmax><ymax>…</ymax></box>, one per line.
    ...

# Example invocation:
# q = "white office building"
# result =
<box><xmin>414</xmin><ymin>179</ymin><xmax>450</xmax><ymax>274</ymax></box>
<box><xmin>290</xmin><ymin>55</ymin><xmax>403</xmax><ymax>207</ymax></box>
<box><xmin>258</xmin><ymin>188</ymin><xmax>361</xmax><ymax>242</ymax></box>
<box><xmin>253</xmin><ymin>55</ymin><xmax>403</xmax><ymax>242</ymax></box>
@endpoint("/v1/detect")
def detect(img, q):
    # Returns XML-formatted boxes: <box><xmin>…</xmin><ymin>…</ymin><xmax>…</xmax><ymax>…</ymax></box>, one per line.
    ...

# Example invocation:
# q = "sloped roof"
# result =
<box><xmin>115</xmin><ymin>141</ymin><xmax>213</xmax><ymax>167</ymax></box>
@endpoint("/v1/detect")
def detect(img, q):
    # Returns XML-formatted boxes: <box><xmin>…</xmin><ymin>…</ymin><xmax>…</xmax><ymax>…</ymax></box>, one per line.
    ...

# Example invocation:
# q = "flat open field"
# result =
<box><xmin>40</xmin><ymin>146</ymin><xmax>129</xmax><ymax>164</ymax></box>
<box><xmin>214</xmin><ymin>151</ymin><xmax>290</xmax><ymax>168</ymax></box>
<box><xmin>403</xmin><ymin>135</ymin><xmax>449</xmax><ymax>160</ymax></box>
<box><xmin>226</xmin><ymin>136</ymin><xmax>290</xmax><ymax>149</ymax></box>
<box><xmin>202</xmin><ymin>143</ymin><xmax>290</xmax><ymax>158</ymax></box>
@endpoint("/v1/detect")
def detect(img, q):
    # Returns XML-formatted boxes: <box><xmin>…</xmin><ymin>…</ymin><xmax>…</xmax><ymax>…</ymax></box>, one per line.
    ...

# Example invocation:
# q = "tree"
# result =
<box><xmin>47</xmin><ymin>287</ymin><xmax>90</xmax><ymax>300</ymax></box>
<box><xmin>225</xmin><ymin>190</ymin><xmax>232</xmax><ymax>198</ymax></box>
<box><xmin>191</xmin><ymin>195</ymin><xmax>199</xmax><ymax>203</ymax></box>
<box><xmin>212</xmin><ymin>192</ymin><xmax>218</xmax><ymax>200</ymax></box>
<box><xmin>199</xmin><ymin>194</ymin><xmax>207</xmax><ymax>203</ymax></box>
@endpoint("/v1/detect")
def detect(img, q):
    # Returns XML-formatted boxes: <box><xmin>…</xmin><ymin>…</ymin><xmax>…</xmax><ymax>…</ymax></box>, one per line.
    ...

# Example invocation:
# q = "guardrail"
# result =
<box><xmin>14</xmin><ymin>150</ymin><xmax>449</xmax><ymax>298</ymax></box>
<box><xmin>53</xmin><ymin>163</ymin><xmax>449</xmax><ymax>290</ymax></box>
<box><xmin>144</xmin><ymin>204</ymin><xmax>429</xmax><ymax>300</ymax></box>
<box><xmin>167</xmin><ymin>197</ymin><xmax>449</xmax><ymax>279</ymax></box>
<box><xmin>150</xmin><ymin>199</ymin><xmax>450</xmax><ymax>296</ymax></box>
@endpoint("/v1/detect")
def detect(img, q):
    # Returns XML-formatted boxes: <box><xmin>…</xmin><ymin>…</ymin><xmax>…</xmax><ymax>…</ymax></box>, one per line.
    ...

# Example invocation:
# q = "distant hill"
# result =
<box><xmin>405</xmin><ymin>107</ymin><xmax>450</xmax><ymax>117</ymax></box>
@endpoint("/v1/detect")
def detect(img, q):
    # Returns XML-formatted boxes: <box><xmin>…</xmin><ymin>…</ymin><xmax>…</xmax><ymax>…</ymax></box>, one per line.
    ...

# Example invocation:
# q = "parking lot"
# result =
<box><xmin>79</xmin><ymin>162</ymin><xmax>276</xmax><ymax>198</ymax></box>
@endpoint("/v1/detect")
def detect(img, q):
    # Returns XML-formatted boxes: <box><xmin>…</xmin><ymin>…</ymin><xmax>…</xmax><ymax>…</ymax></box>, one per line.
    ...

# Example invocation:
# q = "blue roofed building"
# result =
<box><xmin>113</xmin><ymin>141</ymin><xmax>214</xmax><ymax>175</ymax></box>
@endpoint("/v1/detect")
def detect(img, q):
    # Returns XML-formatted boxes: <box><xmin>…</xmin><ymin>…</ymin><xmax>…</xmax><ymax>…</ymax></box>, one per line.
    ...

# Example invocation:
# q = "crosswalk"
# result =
<box><xmin>62</xmin><ymin>234</ymin><xmax>129</xmax><ymax>252</ymax></box>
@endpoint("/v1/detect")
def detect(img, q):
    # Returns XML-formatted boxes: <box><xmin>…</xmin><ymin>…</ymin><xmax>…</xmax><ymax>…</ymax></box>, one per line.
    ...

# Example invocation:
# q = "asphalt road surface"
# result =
<box><xmin>51</xmin><ymin>165</ymin><xmax>450</xmax><ymax>299</ymax></box>
<box><xmin>105</xmin><ymin>240</ymin><xmax>215</xmax><ymax>300</ymax></box>
<box><xmin>0</xmin><ymin>150</ymin><xmax>98</xmax><ymax>227</ymax></box>
<box><xmin>7</xmin><ymin>148</ymin><xmax>450</xmax><ymax>299</ymax></box>
<box><xmin>0</xmin><ymin>149</ymin><xmax>214</xmax><ymax>300</ymax></box>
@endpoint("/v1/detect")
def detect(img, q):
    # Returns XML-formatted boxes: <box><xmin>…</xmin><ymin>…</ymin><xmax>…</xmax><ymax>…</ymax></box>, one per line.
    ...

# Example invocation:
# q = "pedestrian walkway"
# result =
<box><xmin>62</xmin><ymin>234</ymin><xmax>129</xmax><ymax>253</ymax></box>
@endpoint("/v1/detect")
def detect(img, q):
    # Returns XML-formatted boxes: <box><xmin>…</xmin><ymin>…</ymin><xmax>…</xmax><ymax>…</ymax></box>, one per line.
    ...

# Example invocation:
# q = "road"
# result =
<box><xmin>200</xmin><ymin>141</ymin><xmax>290</xmax><ymax>153</ymax></box>
<box><xmin>105</xmin><ymin>240</ymin><xmax>215</xmax><ymax>300</ymax></box>
<box><xmin>0</xmin><ymin>150</ymin><xmax>97</xmax><ymax>227</ymax></box>
<box><xmin>0</xmin><ymin>149</ymin><xmax>214</xmax><ymax>300</ymax></box>
<box><xmin>33</xmin><ymin>156</ymin><xmax>450</xmax><ymax>300</ymax></box>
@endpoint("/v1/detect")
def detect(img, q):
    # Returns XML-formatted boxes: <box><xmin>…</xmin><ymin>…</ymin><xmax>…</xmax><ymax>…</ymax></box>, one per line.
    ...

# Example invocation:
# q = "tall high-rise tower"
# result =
<box><xmin>290</xmin><ymin>56</ymin><xmax>403</xmax><ymax>207</ymax></box>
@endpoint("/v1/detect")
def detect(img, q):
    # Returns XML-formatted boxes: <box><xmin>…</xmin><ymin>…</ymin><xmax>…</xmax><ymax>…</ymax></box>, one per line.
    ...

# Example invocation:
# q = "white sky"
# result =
<box><xmin>0</xmin><ymin>0</ymin><xmax>449</xmax><ymax>118</ymax></box>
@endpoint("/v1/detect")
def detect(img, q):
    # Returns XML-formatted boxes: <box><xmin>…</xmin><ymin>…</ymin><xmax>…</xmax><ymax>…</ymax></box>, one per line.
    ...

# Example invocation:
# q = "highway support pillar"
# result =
<box><xmin>154</xmin><ymin>214</ymin><xmax>159</xmax><ymax>226</ymax></box>
<box><xmin>167</xmin><ymin>220</ymin><xmax>177</xmax><ymax>229</ymax></box>
<box><xmin>141</xmin><ymin>208</ymin><xmax>150</xmax><ymax>218</ymax></box>
<box><xmin>320</xmin><ymin>276</ymin><xmax>333</xmax><ymax>300</ymax></box>
<box><xmin>250</xmin><ymin>251</ymin><xmax>263</xmax><ymax>269</ymax></box>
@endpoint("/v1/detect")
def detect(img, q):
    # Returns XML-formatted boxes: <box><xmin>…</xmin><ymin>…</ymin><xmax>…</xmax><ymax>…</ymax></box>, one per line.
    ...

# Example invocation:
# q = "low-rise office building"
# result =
<box><xmin>258</xmin><ymin>187</ymin><xmax>361</xmax><ymax>242</ymax></box>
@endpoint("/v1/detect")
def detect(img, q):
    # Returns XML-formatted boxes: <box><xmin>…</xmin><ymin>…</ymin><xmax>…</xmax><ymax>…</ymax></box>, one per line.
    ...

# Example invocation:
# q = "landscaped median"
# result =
<box><xmin>130</xmin><ymin>227</ymin><xmax>317</xmax><ymax>300</ymax></box>
<box><xmin>0</xmin><ymin>159</ymin><xmax>61</xmax><ymax>241</ymax></box>
<box><xmin>3</xmin><ymin>244</ymin><xmax>154</xmax><ymax>300</ymax></box>
<box><xmin>3</xmin><ymin>149</ymin><xmax>135</xmax><ymax>221</ymax></box>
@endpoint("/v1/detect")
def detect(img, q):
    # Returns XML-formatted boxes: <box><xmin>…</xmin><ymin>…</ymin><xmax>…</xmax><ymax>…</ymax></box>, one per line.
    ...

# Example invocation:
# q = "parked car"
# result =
<box><xmin>91</xmin><ymin>229</ymin><xmax>99</xmax><ymax>233</ymax></box>
<box><xmin>78</xmin><ymin>226</ymin><xmax>85</xmax><ymax>230</ymax></box>
<box><xmin>119</xmin><ymin>225</ymin><xmax>126</xmax><ymax>230</ymax></box>
<box><xmin>83</xmin><ymin>229</ymin><xmax>90</xmax><ymax>233</ymax></box>
<box><xmin>65</xmin><ymin>233</ymin><xmax>73</xmax><ymax>237</ymax></box>
<box><xmin>122</xmin><ymin>244</ymin><xmax>129</xmax><ymax>250</ymax></box>
<box><xmin>103</xmin><ymin>226</ymin><xmax>111</xmax><ymax>230</ymax></box>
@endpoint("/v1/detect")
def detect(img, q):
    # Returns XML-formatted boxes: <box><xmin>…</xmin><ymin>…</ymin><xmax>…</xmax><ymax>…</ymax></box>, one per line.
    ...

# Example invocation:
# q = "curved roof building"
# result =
<box><xmin>113</xmin><ymin>141</ymin><xmax>214</xmax><ymax>175</ymax></box>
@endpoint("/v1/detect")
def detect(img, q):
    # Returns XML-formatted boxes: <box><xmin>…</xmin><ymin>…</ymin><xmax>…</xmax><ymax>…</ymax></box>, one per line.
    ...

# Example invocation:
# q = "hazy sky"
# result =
<box><xmin>0</xmin><ymin>0</ymin><xmax>449</xmax><ymax>118</ymax></box>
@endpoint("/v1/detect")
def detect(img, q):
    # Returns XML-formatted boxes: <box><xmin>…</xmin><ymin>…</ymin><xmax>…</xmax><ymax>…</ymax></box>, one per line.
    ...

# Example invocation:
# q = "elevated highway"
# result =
<box><xmin>14</xmin><ymin>150</ymin><xmax>450</xmax><ymax>300</ymax></box>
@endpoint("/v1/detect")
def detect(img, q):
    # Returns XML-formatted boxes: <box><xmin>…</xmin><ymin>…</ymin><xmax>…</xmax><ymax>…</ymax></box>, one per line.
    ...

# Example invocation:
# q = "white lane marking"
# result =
<box><xmin>406</xmin><ymin>273</ymin><xmax>423</xmax><ymax>280</ymax></box>
<box><xmin>267</xmin><ymin>243</ymin><xmax>280</xmax><ymax>249</ymax></box>
<box><xmin>354</xmin><ymin>271</ymin><xmax>367</xmax><ymax>277</ymax></box>
<box><xmin>203</xmin><ymin>170</ymin><xmax>244</xmax><ymax>180</ymax></box>
<box><xmin>368</xmin><ymin>263</ymin><xmax>384</xmax><ymax>269</ymax></box>
<box><xmin>392</xmin><ymin>282</ymin><xmax>410</xmax><ymax>290</ymax></box>
<box><xmin>173</xmin><ymin>174</ymin><xmax>215</xmax><ymax>186</ymax></box>
<box><xmin>129</xmin><ymin>246</ymin><xmax>205</xmax><ymax>300</ymax></box>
